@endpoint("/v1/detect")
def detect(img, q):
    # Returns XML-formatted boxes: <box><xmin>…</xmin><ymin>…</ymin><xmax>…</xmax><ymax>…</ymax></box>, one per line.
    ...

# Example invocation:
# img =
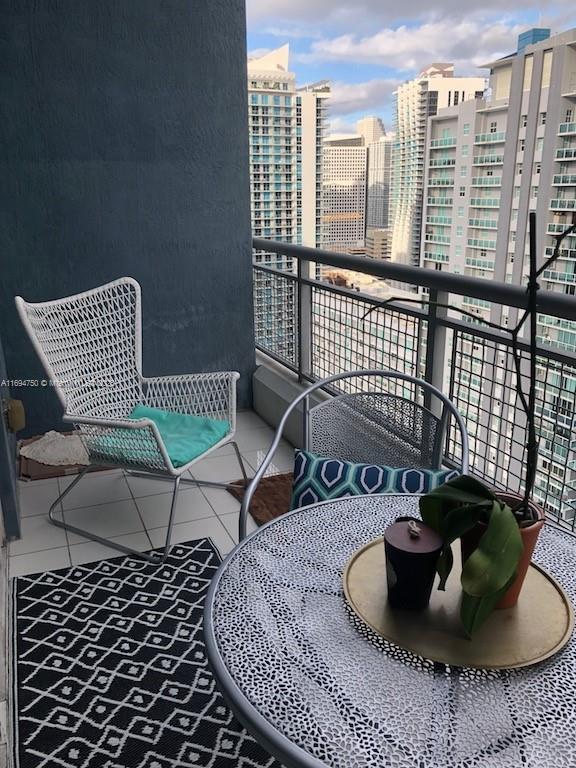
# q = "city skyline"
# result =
<box><xmin>246</xmin><ymin>1</ymin><xmax>576</xmax><ymax>129</ymax></box>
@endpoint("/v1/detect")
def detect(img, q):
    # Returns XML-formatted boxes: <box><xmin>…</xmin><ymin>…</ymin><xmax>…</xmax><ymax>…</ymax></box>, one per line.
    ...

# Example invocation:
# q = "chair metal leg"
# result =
<box><xmin>48</xmin><ymin>469</ymin><xmax>179</xmax><ymax>565</ymax></box>
<box><xmin>188</xmin><ymin>440</ymin><xmax>251</xmax><ymax>489</ymax></box>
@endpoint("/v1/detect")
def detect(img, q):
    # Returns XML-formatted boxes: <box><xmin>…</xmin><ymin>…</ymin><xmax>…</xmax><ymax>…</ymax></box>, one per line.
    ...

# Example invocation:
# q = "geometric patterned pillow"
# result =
<box><xmin>290</xmin><ymin>450</ymin><xmax>459</xmax><ymax>510</ymax></box>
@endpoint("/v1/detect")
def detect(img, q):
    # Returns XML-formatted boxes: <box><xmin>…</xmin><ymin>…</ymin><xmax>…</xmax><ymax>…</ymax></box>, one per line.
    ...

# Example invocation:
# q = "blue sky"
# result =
<box><xmin>246</xmin><ymin>1</ymin><xmax>576</xmax><ymax>132</ymax></box>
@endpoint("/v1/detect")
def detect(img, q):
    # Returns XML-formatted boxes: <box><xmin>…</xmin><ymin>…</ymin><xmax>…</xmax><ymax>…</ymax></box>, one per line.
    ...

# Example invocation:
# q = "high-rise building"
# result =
<box><xmin>356</xmin><ymin>115</ymin><xmax>386</xmax><ymax>145</ymax></box>
<box><xmin>391</xmin><ymin>63</ymin><xmax>486</xmax><ymax>267</ymax></box>
<box><xmin>322</xmin><ymin>136</ymin><xmax>368</xmax><ymax>253</ymax></box>
<box><xmin>421</xmin><ymin>27</ymin><xmax>576</xmax><ymax>519</ymax></box>
<box><xmin>248</xmin><ymin>45</ymin><xmax>329</xmax><ymax>359</ymax></box>
<box><xmin>366</xmin><ymin>135</ymin><xmax>395</xmax><ymax>229</ymax></box>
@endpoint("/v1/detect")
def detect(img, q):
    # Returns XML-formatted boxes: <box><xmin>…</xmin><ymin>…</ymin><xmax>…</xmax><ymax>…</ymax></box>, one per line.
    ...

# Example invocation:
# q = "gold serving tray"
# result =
<box><xmin>343</xmin><ymin>536</ymin><xmax>574</xmax><ymax>670</ymax></box>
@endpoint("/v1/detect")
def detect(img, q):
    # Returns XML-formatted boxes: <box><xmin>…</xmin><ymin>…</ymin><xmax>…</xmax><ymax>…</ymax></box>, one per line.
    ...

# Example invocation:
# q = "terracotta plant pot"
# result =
<box><xmin>460</xmin><ymin>492</ymin><xmax>545</xmax><ymax>609</ymax></box>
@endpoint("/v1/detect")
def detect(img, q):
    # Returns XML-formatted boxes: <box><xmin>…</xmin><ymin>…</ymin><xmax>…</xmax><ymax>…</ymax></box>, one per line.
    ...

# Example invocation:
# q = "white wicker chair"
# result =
<box><xmin>15</xmin><ymin>277</ymin><xmax>248</xmax><ymax>564</ymax></box>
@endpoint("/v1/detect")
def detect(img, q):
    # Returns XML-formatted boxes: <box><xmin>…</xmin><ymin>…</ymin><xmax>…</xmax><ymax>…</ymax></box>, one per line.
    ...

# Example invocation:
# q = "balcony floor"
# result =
<box><xmin>9</xmin><ymin>411</ymin><xmax>293</xmax><ymax>577</ymax></box>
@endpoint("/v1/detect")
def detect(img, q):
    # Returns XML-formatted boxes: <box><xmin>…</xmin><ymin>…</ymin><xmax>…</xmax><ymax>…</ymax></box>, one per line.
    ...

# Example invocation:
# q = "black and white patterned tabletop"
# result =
<box><xmin>208</xmin><ymin>495</ymin><xmax>576</xmax><ymax>768</ymax></box>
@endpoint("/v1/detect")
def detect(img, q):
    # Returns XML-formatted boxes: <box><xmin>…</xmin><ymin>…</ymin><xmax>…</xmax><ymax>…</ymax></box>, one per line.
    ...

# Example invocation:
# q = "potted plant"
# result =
<box><xmin>419</xmin><ymin>213</ymin><xmax>575</xmax><ymax>635</ymax></box>
<box><xmin>364</xmin><ymin>213</ymin><xmax>575</xmax><ymax>635</ymax></box>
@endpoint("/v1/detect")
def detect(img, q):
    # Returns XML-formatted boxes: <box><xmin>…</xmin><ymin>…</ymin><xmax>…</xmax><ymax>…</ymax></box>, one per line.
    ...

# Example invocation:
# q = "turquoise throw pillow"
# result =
<box><xmin>128</xmin><ymin>405</ymin><xmax>230</xmax><ymax>467</ymax></box>
<box><xmin>291</xmin><ymin>450</ymin><xmax>458</xmax><ymax>510</ymax></box>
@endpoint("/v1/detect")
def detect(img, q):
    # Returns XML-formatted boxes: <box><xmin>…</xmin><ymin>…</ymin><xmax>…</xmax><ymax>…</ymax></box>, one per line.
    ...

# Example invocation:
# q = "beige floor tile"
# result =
<box><xmin>63</xmin><ymin>499</ymin><xmax>145</xmax><ymax>544</ymax></box>
<box><xmin>10</xmin><ymin>547</ymin><xmax>71</xmax><ymax>578</ymax></box>
<box><xmin>69</xmin><ymin>532</ymin><xmax>152</xmax><ymax>565</ymax></box>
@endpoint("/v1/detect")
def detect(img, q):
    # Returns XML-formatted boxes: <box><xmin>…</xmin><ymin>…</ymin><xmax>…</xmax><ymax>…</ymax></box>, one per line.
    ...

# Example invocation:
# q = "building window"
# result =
<box><xmin>454</xmin><ymin>91</ymin><xmax>459</xmax><ymax>106</ymax></box>
<box><xmin>458</xmin><ymin>206</ymin><xmax>464</xmax><ymax>217</ymax></box>
<box><xmin>519</xmin><ymin>139</ymin><xmax>525</xmax><ymax>152</ymax></box>
<box><xmin>460</xmin><ymin>166</ymin><xmax>467</xmax><ymax>177</ymax></box>
<box><xmin>489</xmin><ymin>121</ymin><xmax>497</xmax><ymax>134</ymax></box>
<box><xmin>462</xmin><ymin>145</ymin><xmax>469</xmax><ymax>156</ymax></box>
<box><xmin>540</xmin><ymin>112</ymin><xmax>546</xmax><ymax>125</ymax></box>
<box><xmin>455</xmin><ymin>245</ymin><xmax>462</xmax><ymax>256</ymax></box>
<box><xmin>463</xmin><ymin>123</ymin><xmax>470</xmax><ymax>135</ymax></box>
<box><xmin>456</xmin><ymin>225</ymin><xmax>463</xmax><ymax>236</ymax></box>
<box><xmin>516</xmin><ymin>164</ymin><xmax>522</xmax><ymax>176</ymax></box>
<box><xmin>566</xmin><ymin>109</ymin><xmax>574</xmax><ymax>122</ymax></box>
<box><xmin>459</xmin><ymin>186</ymin><xmax>466</xmax><ymax>197</ymax></box>
<box><xmin>522</xmin><ymin>115</ymin><xmax>527</xmax><ymax>128</ymax></box>
<box><xmin>536</xmin><ymin>137</ymin><xmax>544</xmax><ymax>151</ymax></box>
<box><xmin>535</xmin><ymin>163</ymin><xmax>541</xmax><ymax>174</ymax></box>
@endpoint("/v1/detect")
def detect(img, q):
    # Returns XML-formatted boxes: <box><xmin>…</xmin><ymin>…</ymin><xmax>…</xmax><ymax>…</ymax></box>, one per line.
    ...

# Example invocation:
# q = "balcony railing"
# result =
<box><xmin>473</xmin><ymin>155</ymin><xmax>504</xmax><ymax>165</ymax></box>
<box><xmin>471</xmin><ymin>177</ymin><xmax>502</xmax><ymax>187</ymax></box>
<box><xmin>558</xmin><ymin>122</ymin><xmax>576</xmax><ymax>135</ymax></box>
<box><xmin>427</xmin><ymin>197</ymin><xmax>453</xmax><ymax>206</ymax></box>
<box><xmin>253</xmin><ymin>237</ymin><xmax>576</xmax><ymax>529</ymax></box>
<box><xmin>468</xmin><ymin>218</ymin><xmax>498</xmax><ymax>229</ymax></box>
<box><xmin>556</xmin><ymin>148</ymin><xmax>576</xmax><ymax>161</ymax></box>
<box><xmin>474</xmin><ymin>132</ymin><xmax>506</xmax><ymax>144</ymax></box>
<box><xmin>553</xmin><ymin>175</ymin><xmax>576</xmax><ymax>186</ymax></box>
<box><xmin>550</xmin><ymin>199</ymin><xmax>576</xmax><ymax>210</ymax></box>
<box><xmin>470</xmin><ymin>198</ymin><xmax>500</xmax><ymax>208</ymax></box>
<box><xmin>429</xmin><ymin>137</ymin><xmax>456</xmax><ymax>148</ymax></box>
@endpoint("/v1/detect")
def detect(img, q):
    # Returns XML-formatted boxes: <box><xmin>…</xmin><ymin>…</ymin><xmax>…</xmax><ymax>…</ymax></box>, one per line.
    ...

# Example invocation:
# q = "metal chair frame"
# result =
<box><xmin>239</xmin><ymin>369</ymin><xmax>470</xmax><ymax>541</ymax></box>
<box><xmin>16</xmin><ymin>277</ymin><xmax>248</xmax><ymax>564</ymax></box>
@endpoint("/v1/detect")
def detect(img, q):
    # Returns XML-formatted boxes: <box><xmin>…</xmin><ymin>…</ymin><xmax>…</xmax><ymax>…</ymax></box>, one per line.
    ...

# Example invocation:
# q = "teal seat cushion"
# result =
<box><xmin>128</xmin><ymin>405</ymin><xmax>230</xmax><ymax>467</ymax></box>
<box><xmin>291</xmin><ymin>450</ymin><xmax>458</xmax><ymax>510</ymax></box>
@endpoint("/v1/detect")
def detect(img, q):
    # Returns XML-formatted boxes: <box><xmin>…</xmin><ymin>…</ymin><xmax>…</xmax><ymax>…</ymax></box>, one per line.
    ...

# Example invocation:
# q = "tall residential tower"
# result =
<box><xmin>391</xmin><ymin>64</ymin><xmax>486</xmax><ymax>267</ymax></box>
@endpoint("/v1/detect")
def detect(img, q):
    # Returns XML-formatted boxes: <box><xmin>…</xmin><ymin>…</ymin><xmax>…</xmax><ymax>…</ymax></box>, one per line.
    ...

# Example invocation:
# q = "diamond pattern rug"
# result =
<box><xmin>10</xmin><ymin>540</ymin><xmax>280</xmax><ymax>768</ymax></box>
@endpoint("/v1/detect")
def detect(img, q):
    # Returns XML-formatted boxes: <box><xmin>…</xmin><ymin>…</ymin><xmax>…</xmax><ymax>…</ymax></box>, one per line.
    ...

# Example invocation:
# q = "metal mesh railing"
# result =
<box><xmin>252</xmin><ymin>241</ymin><xmax>576</xmax><ymax>531</ymax></box>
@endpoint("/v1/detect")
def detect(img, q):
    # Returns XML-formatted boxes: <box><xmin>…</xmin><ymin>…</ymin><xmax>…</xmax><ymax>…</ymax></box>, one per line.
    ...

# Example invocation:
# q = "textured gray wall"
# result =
<box><xmin>0</xmin><ymin>0</ymin><xmax>254</xmax><ymax>436</ymax></box>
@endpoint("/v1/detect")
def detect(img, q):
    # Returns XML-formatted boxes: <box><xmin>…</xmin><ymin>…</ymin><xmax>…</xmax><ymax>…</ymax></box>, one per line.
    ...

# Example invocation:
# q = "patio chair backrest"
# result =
<box><xmin>239</xmin><ymin>369</ymin><xmax>470</xmax><ymax>540</ymax></box>
<box><xmin>309</xmin><ymin>390</ymin><xmax>443</xmax><ymax>469</ymax></box>
<box><xmin>15</xmin><ymin>277</ymin><xmax>143</xmax><ymax>420</ymax></box>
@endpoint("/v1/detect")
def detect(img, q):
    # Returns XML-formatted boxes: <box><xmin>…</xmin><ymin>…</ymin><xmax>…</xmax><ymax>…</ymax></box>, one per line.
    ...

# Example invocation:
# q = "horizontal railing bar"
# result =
<box><xmin>253</xmin><ymin>238</ymin><xmax>576</xmax><ymax>321</ymax></box>
<box><xmin>253</xmin><ymin>262</ymin><xmax>576</xmax><ymax>368</ymax></box>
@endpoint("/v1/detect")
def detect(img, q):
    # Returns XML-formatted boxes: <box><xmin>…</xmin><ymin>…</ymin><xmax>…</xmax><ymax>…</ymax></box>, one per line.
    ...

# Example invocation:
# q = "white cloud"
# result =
<box><xmin>263</xmin><ymin>26</ymin><xmax>321</xmax><ymax>39</ymax></box>
<box><xmin>329</xmin><ymin>78</ymin><xmax>400</xmax><ymax>116</ymax></box>
<box><xmin>246</xmin><ymin>0</ymin><xmax>558</xmax><ymax>27</ymax></box>
<box><xmin>301</xmin><ymin>19</ymin><xmax>527</xmax><ymax>74</ymax></box>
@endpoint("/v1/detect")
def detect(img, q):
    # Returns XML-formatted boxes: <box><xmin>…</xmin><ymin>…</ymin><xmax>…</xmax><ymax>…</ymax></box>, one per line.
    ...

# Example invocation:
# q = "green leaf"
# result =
<box><xmin>460</xmin><ymin>574</ymin><xmax>516</xmax><ymax>636</ymax></box>
<box><xmin>419</xmin><ymin>475</ymin><xmax>496</xmax><ymax>533</ymax></box>
<box><xmin>460</xmin><ymin>501</ymin><xmax>523</xmax><ymax>598</ymax></box>
<box><xmin>436</xmin><ymin>545</ymin><xmax>453</xmax><ymax>591</ymax></box>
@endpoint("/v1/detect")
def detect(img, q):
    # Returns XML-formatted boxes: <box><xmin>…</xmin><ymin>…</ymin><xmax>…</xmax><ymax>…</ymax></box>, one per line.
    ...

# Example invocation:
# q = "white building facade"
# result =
<box><xmin>421</xmin><ymin>28</ymin><xmax>576</xmax><ymax>519</ymax></box>
<box><xmin>391</xmin><ymin>64</ymin><xmax>486</xmax><ymax>267</ymax></box>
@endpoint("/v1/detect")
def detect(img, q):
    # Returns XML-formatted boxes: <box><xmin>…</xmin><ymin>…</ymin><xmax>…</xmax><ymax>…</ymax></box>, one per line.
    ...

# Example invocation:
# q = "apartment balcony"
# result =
<box><xmin>473</xmin><ymin>155</ymin><xmax>504</xmax><ymax>165</ymax></box>
<box><xmin>424</xmin><ymin>232</ymin><xmax>451</xmax><ymax>244</ymax></box>
<box><xmin>426</xmin><ymin>215</ymin><xmax>452</xmax><ymax>225</ymax></box>
<box><xmin>470</xmin><ymin>197</ymin><xmax>501</xmax><ymax>208</ymax></box>
<box><xmin>471</xmin><ymin>176</ymin><xmax>503</xmax><ymax>187</ymax></box>
<box><xmin>429</xmin><ymin>158</ymin><xmax>456</xmax><ymax>167</ymax></box>
<box><xmin>423</xmin><ymin>250</ymin><xmax>449</xmax><ymax>262</ymax></box>
<box><xmin>429</xmin><ymin>137</ymin><xmax>457</xmax><ymax>148</ymax></box>
<box><xmin>474</xmin><ymin>132</ymin><xmax>506</xmax><ymax>144</ymax></box>
<box><xmin>545</xmin><ymin>245</ymin><xmax>576</xmax><ymax>260</ymax></box>
<box><xmin>542</xmin><ymin>269</ymin><xmax>576</xmax><ymax>283</ymax></box>
<box><xmin>555</xmin><ymin>148</ymin><xmax>576</xmax><ymax>161</ymax></box>
<box><xmin>428</xmin><ymin>178</ymin><xmax>455</xmax><ymax>187</ymax></box>
<box><xmin>467</xmin><ymin>238</ymin><xmax>497</xmax><ymax>250</ymax></box>
<box><xmin>469</xmin><ymin>218</ymin><xmax>498</xmax><ymax>229</ymax></box>
<box><xmin>548</xmin><ymin>222</ymin><xmax>575</xmax><ymax>234</ymax></box>
<box><xmin>553</xmin><ymin>174</ymin><xmax>576</xmax><ymax>186</ymax></box>
<box><xmin>550</xmin><ymin>198</ymin><xmax>576</xmax><ymax>210</ymax></box>
<box><xmin>427</xmin><ymin>196</ymin><xmax>454</xmax><ymax>206</ymax></box>
<box><xmin>558</xmin><ymin>122</ymin><xmax>576</xmax><ymax>136</ymax></box>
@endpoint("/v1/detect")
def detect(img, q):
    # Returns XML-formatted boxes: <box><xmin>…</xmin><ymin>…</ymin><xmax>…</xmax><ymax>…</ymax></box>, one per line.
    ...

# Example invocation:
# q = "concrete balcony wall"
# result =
<box><xmin>0</xmin><ymin>0</ymin><xmax>254</xmax><ymax>435</ymax></box>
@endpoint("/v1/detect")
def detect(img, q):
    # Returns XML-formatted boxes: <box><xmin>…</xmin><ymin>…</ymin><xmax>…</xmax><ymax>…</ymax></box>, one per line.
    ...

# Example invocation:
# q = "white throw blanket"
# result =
<box><xmin>19</xmin><ymin>431</ymin><xmax>90</xmax><ymax>466</ymax></box>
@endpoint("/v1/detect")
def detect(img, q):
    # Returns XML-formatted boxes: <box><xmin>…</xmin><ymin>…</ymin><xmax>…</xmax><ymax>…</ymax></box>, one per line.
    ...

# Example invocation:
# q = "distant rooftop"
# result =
<box><xmin>517</xmin><ymin>28</ymin><xmax>551</xmax><ymax>52</ymax></box>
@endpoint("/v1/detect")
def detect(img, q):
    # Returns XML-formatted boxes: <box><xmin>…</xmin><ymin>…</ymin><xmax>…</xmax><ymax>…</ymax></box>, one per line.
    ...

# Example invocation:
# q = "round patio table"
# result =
<box><xmin>204</xmin><ymin>494</ymin><xmax>576</xmax><ymax>768</ymax></box>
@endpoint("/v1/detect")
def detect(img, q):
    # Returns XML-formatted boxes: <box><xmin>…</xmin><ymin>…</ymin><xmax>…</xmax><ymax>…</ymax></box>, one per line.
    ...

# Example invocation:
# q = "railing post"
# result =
<box><xmin>423</xmin><ymin>288</ymin><xmax>449</xmax><ymax>415</ymax></box>
<box><xmin>297</xmin><ymin>257</ymin><xmax>312</xmax><ymax>383</ymax></box>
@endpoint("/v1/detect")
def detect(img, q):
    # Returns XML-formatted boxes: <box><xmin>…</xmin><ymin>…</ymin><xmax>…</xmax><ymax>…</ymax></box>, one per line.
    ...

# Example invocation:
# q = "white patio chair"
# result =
<box><xmin>239</xmin><ymin>369</ymin><xmax>470</xmax><ymax>540</ymax></box>
<box><xmin>16</xmin><ymin>277</ymin><xmax>248</xmax><ymax>564</ymax></box>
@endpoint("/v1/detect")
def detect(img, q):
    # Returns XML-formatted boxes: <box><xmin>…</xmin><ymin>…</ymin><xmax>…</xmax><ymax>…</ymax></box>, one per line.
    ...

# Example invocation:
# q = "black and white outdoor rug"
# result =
<box><xmin>10</xmin><ymin>539</ymin><xmax>280</xmax><ymax>768</ymax></box>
